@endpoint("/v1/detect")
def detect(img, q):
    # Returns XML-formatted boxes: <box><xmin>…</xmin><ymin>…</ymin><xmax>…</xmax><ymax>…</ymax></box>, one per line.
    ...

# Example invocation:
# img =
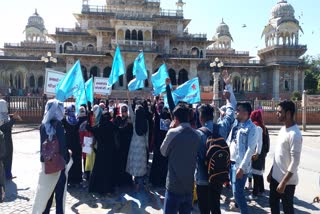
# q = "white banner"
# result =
<box><xmin>94</xmin><ymin>77</ymin><xmax>112</xmax><ymax>95</ymax></box>
<box><xmin>44</xmin><ymin>69</ymin><xmax>65</xmax><ymax>96</ymax></box>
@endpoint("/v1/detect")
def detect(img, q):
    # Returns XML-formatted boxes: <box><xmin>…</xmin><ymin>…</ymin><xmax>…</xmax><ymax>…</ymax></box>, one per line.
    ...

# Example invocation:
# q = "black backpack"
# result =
<box><xmin>199</xmin><ymin>124</ymin><xmax>230</xmax><ymax>184</ymax></box>
<box><xmin>135</xmin><ymin>106</ymin><xmax>148</xmax><ymax>136</ymax></box>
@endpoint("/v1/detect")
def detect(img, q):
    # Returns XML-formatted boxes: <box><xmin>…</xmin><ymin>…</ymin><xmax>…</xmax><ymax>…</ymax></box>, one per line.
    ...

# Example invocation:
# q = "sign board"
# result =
<box><xmin>44</xmin><ymin>69</ymin><xmax>65</xmax><ymax>96</ymax></box>
<box><xmin>93</xmin><ymin>77</ymin><xmax>112</xmax><ymax>96</ymax></box>
<box><xmin>307</xmin><ymin>95</ymin><xmax>320</xmax><ymax>107</ymax></box>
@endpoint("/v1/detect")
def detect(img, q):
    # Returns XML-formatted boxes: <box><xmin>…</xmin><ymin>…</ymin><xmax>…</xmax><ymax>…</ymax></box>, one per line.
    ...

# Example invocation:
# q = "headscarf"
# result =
<box><xmin>0</xmin><ymin>99</ymin><xmax>10</xmax><ymax>126</ymax></box>
<box><xmin>92</xmin><ymin>105</ymin><xmax>102</xmax><ymax>127</ymax></box>
<box><xmin>66</xmin><ymin>105</ymin><xmax>78</xmax><ymax>125</ymax></box>
<box><xmin>250</xmin><ymin>110</ymin><xmax>266</xmax><ymax>135</ymax></box>
<box><xmin>42</xmin><ymin>99</ymin><xmax>64</xmax><ymax>141</ymax></box>
<box><xmin>99</xmin><ymin>102</ymin><xmax>106</xmax><ymax>110</ymax></box>
<box><xmin>78</xmin><ymin>106</ymin><xmax>87</xmax><ymax>118</ymax></box>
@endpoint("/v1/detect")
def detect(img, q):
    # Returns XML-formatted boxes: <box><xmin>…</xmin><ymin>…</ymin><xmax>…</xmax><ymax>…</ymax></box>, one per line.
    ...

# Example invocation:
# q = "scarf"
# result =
<box><xmin>66</xmin><ymin>105</ymin><xmax>78</xmax><ymax>125</ymax></box>
<box><xmin>250</xmin><ymin>110</ymin><xmax>266</xmax><ymax>136</ymax></box>
<box><xmin>42</xmin><ymin>99</ymin><xmax>64</xmax><ymax>141</ymax></box>
<box><xmin>92</xmin><ymin>105</ymin><xmax>102</xmax><ymax>127</ymax></box>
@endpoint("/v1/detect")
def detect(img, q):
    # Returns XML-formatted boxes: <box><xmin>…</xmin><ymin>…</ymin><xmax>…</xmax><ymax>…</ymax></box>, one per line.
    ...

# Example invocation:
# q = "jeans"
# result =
<box><xmin>233</xmin><ymin>171</ymin><xmax>249</xmax><ymax>214</ymax></box>
<box><xmin>43</xmin><ymin>170</ymin><xmax>67</xmax><ymax>214</ymax></box>
<box><xmin>269</xmin><ymin>177</ymin><xmax>296</xmax><ymax>214</ymax></box>
<box><xmin>252</xmin><ymin>174</ymin><xmax>265</xmax><ymax>195</ymax></box>
<box><xmin>164</xmin><ymin>190</ymin><xmax>193</xmax><ymax>214</ymax></box>
<box><xmin>197</xmin><ymin>183</ymin><xmax>223</xmax><ymax>214</ymax></box>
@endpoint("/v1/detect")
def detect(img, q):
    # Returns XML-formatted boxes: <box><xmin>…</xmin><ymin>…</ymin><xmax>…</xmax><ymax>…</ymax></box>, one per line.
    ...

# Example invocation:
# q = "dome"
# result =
<box><xmin>26</xmin><ymin>9</ymin><xmax>45</xmax><ymax>31</ymax></box>
<box><xmin>271</xmin><ymin>0</ymin><xmax>295</xmax><ymax>19</ymax></box>
<box><xmin>215</xmin><ymin>19</ymin><xmax>233</xmax><ymax>39</ymax></box>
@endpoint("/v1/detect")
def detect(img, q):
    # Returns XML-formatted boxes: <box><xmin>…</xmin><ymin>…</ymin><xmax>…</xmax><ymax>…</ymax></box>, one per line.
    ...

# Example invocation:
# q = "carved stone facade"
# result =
<box><xmin>0</xmin><ymin>0</ymin><xmax>307</xmax><ymax>100</ymax></box>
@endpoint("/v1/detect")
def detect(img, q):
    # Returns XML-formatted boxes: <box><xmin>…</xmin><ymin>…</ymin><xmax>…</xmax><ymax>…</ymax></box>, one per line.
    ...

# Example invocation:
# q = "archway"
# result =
<box><xmin>172</xmin><ymin>48</ymin><xmax>178</xmax><ymax>55</ymax></box>
<box><xmin>132</xmin><ymin>30</ymin><xmax>137</xmax><ymax>40</ymax></box>
<box><xmin>138</xmin><ymin>30</ymin><xmax>143</xmax><ymax>41</ymax></box>
<box><xmin>64</xmin><ymin>42</ymin><xmax>73</xmax><ymax>52</ymax></box>
<box><xmin>29</xmin><ymin>75</ymin><xmax>35</xmax><ymax>88</ymax></box>
<box><xmin>125</xmin><ymin>30</ymin><xmax>131</xmax><ymax>40</ymax></box>
<box><xmin>126</xmin><ymin>64</ymin><xmax>134</xmax><ymax>86</ymax></box>
<box><xmin>90</xmin><ymin>66</ymin><xmax>100</xmax><ymax>77</ymax></box>
<box><xmin>87</xmin><ymin>44</ymin><xmax>94</xmax><ymax>51</ymax></box>
<box><xmin>103</xmin><ymin>66</ymin><xmax>112</xmax><ymax>78</ymax></box>
<box><xmin>38</xmin><ymin>76</ymin><xmax>44</xmax><ymax>88</ymax></box>
<box><xmin>81</xmin><ymin>66</ymin><xmax>88</xmax><ymax>81</ymax></box>
<box><xmin>178</xmin><ymin>69</ymin><xmax>188</xmax><ymax>85</ymax></box>
<box><xmin>168</xmin><ymin>68</ymin><xmax>177</xmax><ymax>85</ymax></box>
<box><xmin>117</xmin><ymin>29</ymin><xmax>125</xmax><ymax>40</ymax></box>
<box><xmin>144</xmin><ymin>30</ymin><xmax>151</xmax><ymax>41</ymax></box>
<box><xmin>15</xmin><ymin>73</ymin><xmax>23</xmax><ymax>89</ymax></box>
<box><xmin>191</xmin><ymin>47</ymin><xmax>200</xmax><ymax>57</ymax></box>
<box><xmin>233</xmin><ymin>76</ymin><xmax>241</xmax><ymax>93</ymax></box>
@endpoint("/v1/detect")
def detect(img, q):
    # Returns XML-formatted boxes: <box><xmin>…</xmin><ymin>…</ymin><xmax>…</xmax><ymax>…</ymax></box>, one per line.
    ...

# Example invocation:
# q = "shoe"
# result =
<box><xmin>228</xmin><ymin>203</ymin><xmax>240</xmax><ymax>212</ymax></box>
<box><xmin>246</xmin><ymin>194</ymin><xmax>258</xmax><ymax>200</ymax></box>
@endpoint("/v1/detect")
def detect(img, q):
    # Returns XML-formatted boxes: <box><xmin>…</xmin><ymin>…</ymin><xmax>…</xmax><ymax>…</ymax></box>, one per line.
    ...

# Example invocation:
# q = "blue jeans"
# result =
<box><xmin>164</xmin><ymin>190</ymin><xmax>193</xmax><ymax>214</ymax></box>
<box><xmin>234</xmin><ymin>173</ymin><xmax>249</xmax><ymax>214</ymax></box>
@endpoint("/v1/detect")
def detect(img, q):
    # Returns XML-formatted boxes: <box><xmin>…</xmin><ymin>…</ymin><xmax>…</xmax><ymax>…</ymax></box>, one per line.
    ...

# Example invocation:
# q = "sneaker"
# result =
<box><xmin>228</xmin><ymin>203</ymin><xmax>240</xmax><ymax>212</ymax></box>
<box><xmin>246</xmin><ymin>194</ymin><xmax>258</xmax><ymax>200</ymax></box>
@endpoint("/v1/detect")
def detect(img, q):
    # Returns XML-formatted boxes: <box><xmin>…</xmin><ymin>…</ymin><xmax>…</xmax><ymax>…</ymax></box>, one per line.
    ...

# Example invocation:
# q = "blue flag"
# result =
<box><xmin>133</xmin><ymin>52</ymin><xmax>148</xmax><ymax>80</ymax></box>
<box><xmin>164</xmin><ymin>77</ymin><xmax>201</xmax><ymax>106</ymax></box>
<box><xmin>108</xmin><ymin>46</ymin><xmax>125</xmax><ymax>86</ymax></box>
<box><xmin>76</xmin><ymin>77</ymin><xmax>93</xmax><ymax>113</ymax></box>
<box><xmin>128</xmin><ymin>78</ymin><xmax>145</xmax><ymax>91</ymax></box>
<box><xmin>151</xmin><ymin>64</ymin><xmax>169</xmax><ymax>96</ymax></box>
<box><xmin>56</xmin><ymin>60</ymin><xmax>85</xmax><ymax>102</ymax></box>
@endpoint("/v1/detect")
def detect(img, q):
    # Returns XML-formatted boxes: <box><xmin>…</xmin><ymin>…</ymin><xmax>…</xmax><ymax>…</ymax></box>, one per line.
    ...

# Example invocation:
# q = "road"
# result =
<box><xmin>0</xmin><ymin>125</ymin><xmax>319</xmax><ymax>213</ymax></box>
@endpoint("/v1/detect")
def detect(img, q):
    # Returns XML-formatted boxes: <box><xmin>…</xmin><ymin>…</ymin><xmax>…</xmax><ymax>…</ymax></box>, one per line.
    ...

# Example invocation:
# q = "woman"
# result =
<box><xmin>62</xmin><ymin>105</ymin><xmax>82</xmax><ymax>186</ymax></box>
<box><xmin>149</xmin><ymin>101</ymin><xmax>171</xmax><ymax>187</ymax></box>
<box><xmin>32</xmin><ymin>99</ymin><xmax>71</xmax><ymax>214</ymax></box>
<box><xmin>126</xmin><ymin>93</ymin><xmax>149</xmax><ymax>191</ymax></box>
<box><xmin>0</xmin><ymin>99</ymin><xmax>16</xmax><ymax>180</ymax></box>
<box><xmin>249</xmin><ymin>110</ymin><xmax>270</xmax><ymax>198</ymax></box>
<box><xmin>87</xmin><ymin>106</ymin><xmax>116</xmax><ymax>195</ymax></box>
<box><xmin>114</xmin><ymin>104</ymin><xmax>133</xmax><ymax>187</ymax></box>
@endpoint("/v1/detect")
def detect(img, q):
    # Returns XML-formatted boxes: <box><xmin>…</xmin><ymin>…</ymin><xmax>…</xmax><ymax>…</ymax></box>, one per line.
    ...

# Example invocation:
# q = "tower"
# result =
<box><xmin>212</xmin><ymin>19</ymin><xmax>233</xmax><ymax>49</ymax></box>
<box><xmin>24</xmin><ymin>9</ymin><xmax>47</xmax><ymax>42</ymax></box>
<box><xmin>176</xmin><ymin>0</ymin><xmax>186</xmax><ymax>11</ymax></box>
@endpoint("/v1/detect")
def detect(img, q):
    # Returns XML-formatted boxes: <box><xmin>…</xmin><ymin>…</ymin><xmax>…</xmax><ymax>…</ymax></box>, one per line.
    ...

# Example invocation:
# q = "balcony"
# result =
<box><xmin>62</xmin><ymin>46</ymin><xmax>113</xmax><ymax>56</ymax></box>
<box><xmin>4</xmin><ymin>42</ymin><xmax>55</xmax><ymax>49</ymax></box>
<box><xmin>111</xmin><ymin>39</ymin><xmax>159</xmax><ymax>52</ymax></box>
<box><xmin>55</xmin><ymin>28</ymin><xmax>89</xmax><ymax>35</ymax></box>
<box><xmin>176</xmin><ymin>33</ymin><xmax>207</xmax><ymax>41</ymax></box>
<box><xmin>206</xmin><ymin>48</ymin><xmax>249</xmax><ymax>56</ymax></box>
<box><xmin>258</xmin><ymin>45</ymin><xmax>307</xmax><ymax>55</ymax></box>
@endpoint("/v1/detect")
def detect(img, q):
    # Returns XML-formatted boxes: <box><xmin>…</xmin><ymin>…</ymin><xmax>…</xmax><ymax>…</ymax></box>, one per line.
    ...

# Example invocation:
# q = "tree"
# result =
<box><xmin>303</xmin><ymin>55</ymin><xmax>320</xmax><ymax>94</ymax></box>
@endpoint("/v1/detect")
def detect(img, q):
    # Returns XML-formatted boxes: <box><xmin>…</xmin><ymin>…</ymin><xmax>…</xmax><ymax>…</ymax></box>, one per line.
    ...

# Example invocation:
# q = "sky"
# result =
<box><xmin>0</xmin><ymin>0</ymin><xmax>319</xmax><ymax>58</ymax></box>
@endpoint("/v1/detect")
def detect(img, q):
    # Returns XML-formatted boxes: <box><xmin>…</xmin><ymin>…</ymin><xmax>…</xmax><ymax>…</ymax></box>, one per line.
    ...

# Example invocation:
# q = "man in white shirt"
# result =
<box><xmin>267</xmin><ymin>100</ymin><xmax>303</xmax><ymax>214</ymax></box>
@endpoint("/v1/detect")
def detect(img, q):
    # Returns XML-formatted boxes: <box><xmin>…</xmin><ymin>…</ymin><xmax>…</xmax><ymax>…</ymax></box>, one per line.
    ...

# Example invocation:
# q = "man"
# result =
<box><xmin>160</xmin><ymin>104</ymin><xmax>200</xmax><ymax>214</ymax></box>
<box><xmin>196</xmin><ymin>70</ymin><xmax>236</xmax><ymax>214</ymax></box>
<box><xmin>267</xmin><ymin>100</ymin><xmax>302</xmax><ymax>214</ymax></box>
<box><xmin>226</xmin><ymin>102</ymin><xmax>258</xmax><ymax>214</ymax></box>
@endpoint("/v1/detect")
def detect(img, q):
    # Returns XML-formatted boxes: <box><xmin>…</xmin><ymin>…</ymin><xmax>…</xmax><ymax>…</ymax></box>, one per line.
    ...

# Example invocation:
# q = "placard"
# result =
<box><xmin>44</xmin><ymin>69</ymin><xmax>65</xmax><ymax>96</ymax></box>
<box><xmin>82</xmin><ymin>136</ymin><xmax>93</xmax><ymax>154</ymax></box>
<box><xmin>93</xmin><ymin>77</ymin><xmax>112</xmax><ymax>95</ymax></box>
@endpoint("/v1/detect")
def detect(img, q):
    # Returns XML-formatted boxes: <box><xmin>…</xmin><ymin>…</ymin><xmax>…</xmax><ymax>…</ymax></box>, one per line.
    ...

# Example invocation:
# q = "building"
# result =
<box><xmin>0</xmin><ymin>0</ymin><xmax>307</xmax><ymax>100</ymax></box>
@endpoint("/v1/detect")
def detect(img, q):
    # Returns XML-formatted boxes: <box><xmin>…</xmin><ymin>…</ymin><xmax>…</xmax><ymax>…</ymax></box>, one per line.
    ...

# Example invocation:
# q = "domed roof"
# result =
<box><xmin>271</xmin><ymin>0</ymin><xmax>295</xmax><ymax>19</ymax></box>
<box><xmin>215</xmin><ymin>19</ymin><xmax>233</xmax><ymax>40</ymax></box>
<box><xmin>26</xmin><ymin>9</ymin><xmax>45</xmax><ymax>31</ymax></box>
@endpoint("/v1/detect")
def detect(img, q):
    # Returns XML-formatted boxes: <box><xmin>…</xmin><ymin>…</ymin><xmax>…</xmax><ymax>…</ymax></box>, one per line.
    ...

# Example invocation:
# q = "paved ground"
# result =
<box><xmin>0</xmin><ymin>125</ymin><xmax>320</xmax><ymax>213</ymax></box>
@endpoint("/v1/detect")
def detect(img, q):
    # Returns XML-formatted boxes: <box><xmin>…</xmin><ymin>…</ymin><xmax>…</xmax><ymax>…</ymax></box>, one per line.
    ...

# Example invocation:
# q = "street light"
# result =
<box><xmin>41</xmin><ymin>52</ymin><xmax>57</xmax><ymax>68</ymax></box>
<box><xmin>210</xmin><ymin>57</ymin><xmax>224</xmax><ymax>100</ymax></box>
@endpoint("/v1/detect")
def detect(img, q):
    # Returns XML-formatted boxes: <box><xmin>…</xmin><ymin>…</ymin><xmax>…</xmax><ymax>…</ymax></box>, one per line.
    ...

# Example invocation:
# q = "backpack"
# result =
<box><xmin>41</xmin><ymin>135</ymin><xmax>65</xmax><ymax>174</ymax></box>
<box><xmin>262</xmin><ymin>127</ymin><xmax>270</xmax><ymax>154</ymax></box>
<box><xmin>199</xmin><ymin>124</ymin><xmax>230</xmax><ymax>184</ymax></box>
<box><xmin>135</xmin><ymin>106</ymin><xmax>148</xmax><ymax>136</ymax></box>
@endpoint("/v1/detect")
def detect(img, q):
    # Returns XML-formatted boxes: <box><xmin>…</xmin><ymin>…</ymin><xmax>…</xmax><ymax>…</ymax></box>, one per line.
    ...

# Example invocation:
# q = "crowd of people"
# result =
<box><xmin>0</xmin><ymin>70</ymin><xmax>304</xmax><ymax>214</ymax></box>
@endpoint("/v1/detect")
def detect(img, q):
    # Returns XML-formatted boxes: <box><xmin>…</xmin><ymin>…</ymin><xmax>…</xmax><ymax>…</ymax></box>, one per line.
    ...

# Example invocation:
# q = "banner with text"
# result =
<box><xmin>44</xmin><ymin>69</ymin><xmax>65</xmax><ymax>96</ymax></box>
<box><xmin>94</xmin><ymin>77</ymin><xmax>112</xmax><ymax>96</ymax></box>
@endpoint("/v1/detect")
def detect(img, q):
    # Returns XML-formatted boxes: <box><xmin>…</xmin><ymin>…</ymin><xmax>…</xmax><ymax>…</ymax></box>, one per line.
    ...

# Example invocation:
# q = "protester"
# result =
<box><xmin>126</xmin><ymin>93</ymin><xmax>149</xmax><ymax>192</ymax></box>
<box><xmin>268</xmin><ymin>100</ymin><xmax>302</xmax><ymax>214</ymax></box>
<box><xmin>32</xmin><ymin>99</ymin><xmax>71</xmax><ymax>214</ymax></box>
<box><xmin>0</xmin><ymin>99</ymin><xmax>17</xmax><ymax>180</ymax></box>
<box><xmin>0</xmin><ymin>130</ymin><xmax>5</xmax><ymax>203</ymax></box>
<box><xmin>248</xmin><ymin>110</ymin><xmax>270</xmax><ymax>200</ymax></box>
<box><xmin>87</xmin><ymin>105</ymin><xmax>116</xmax><ymax>195</ymax></box>
<box><xmin>195</xmin><ymin>70</ymin><xmax>235</xmax><ymax>214</ymax></box>
<box><xmin>227</xmin><ymin>102</ymin><xmax>258</xmax><ymax>214</ymax></box>
<box><xmin>160</xmin><ymin>104</ymin><xmax>201</xmax><ymax>214</ymax></box>
<box><xmin>62</xmin><ymin>105</ymin><xmax>82</xmax><ymax>187</ymax></box>
<box><xmin>149</xmin><ymin>100</ymin><xmax>171</xmax><ymax>188</ymax></box>
<box><xmin>114</xmin><ymin>104</ymin><xmax>134</xmax><ymax>187</ymax></box>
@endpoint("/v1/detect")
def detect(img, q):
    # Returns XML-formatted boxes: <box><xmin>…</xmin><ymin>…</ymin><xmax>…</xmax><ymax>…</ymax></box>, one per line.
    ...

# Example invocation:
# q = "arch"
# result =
<box><xmin>247</xmin><ymin>77</ymin><xmax>252</xmax><ymax>92</ymax></box>
<box><xmin>144</xmin><ymin>30</ymin><xmax>151</xmax><ymax>41</ymax></box>
<box><xmin>191</xmin><ymin>47</ymin><xmax>200</xmax><ymax>57</ymax></box>
<box><xmin>284</xmin><ymin>80</ymin><xmax>290</xmax><ymax>91</ymax></box>
<box><xmin>87</xmin><ymin>44</ymin><xmax>94</xmax><ymax>51</ymax></box>
<box><xmin>178</xmin><ymin>69</ymin><xmax>188</xmax><ymax>85</ymax></box>
<box><xmin>254</xmin><ymin>76</ymin><xmax>260</xmax><ymax>91</ymax></box>
<box><xmin>63</xmin><ymin>42</ymin><xmax>73</xmax><ymax>52</ymax></box>
<box><xmin>90</xmin><ymin>66</ymin><xmax>100</xmax><ymax>77</ymax></box>
<box><xmin>117</xmin><ymin>29</ymin><xmax>125</xmax><ymax>40</ymax></box>
<box><xmin>172</xmin><ymin>48</ymin><xmax>178</xmax><ymax>55</ymax></box>
<box><xmin>81</xmin><ymin>66</ymin><xmax>88</xmax><ymax>81</ymax></box>
<box><xmin>10</xmin><ymin>73</ymin><xmax>13</xmax><ymax>87</ymax></box>
<box><xmin>138</xmin><ymin>30</ymin><xmax>143</xmax><ymax>41</ymax></box>
<box><xmin>232</xmin><ymin>76</ymin><xmax>241</xmax><ymax>93</ymax></box>
<box><xmin>103</xmin><ymin>66</ymin><xmax>112</xmax><ymax>78</ymax></box>
<box><xmin>15</xmin><ymin>73</ymin><xmax>23</xmax><ymax>89</ymax></box>
<box><xmin>59</xmin><ymin>45</ymin><xmax>63</xmax><ymax>53</ymax></box>
<box><xmin>126</xmin><ymin>64</ymin><xmax>134</xmax><ymax>86</ymax></box>
<box><xmin>38</xmin><ymin>76</ymin><xmax>44</xmax><ymax>88</ymax></box>
<box><xmin>132</xmin><ymin>30</ymin><xmax>137</xmax><ymax>40</ymax></box>
<box><xmin>168</xmin><ymin>68</ymin><xmax>177</xmax><ymax>85</ymax></box>
<box><xmin>29</xmin><ymin>74</ymin><xmax>35</xmax><ymax>88</ymax></box>
<box><xmin>125</xmin><ymin>29</ymin><xmax>131</xmax><ymax>40</ymax></box>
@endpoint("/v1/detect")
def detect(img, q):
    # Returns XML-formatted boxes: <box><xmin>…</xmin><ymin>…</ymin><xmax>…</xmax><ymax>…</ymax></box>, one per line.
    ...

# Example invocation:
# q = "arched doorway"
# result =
<box><xmin>191</xmin><ymin>47</ymin><xmax>200</xmax><ymax>57</ymax></box>
<box><xmin>178</xmin><ymin>69</ymin><xmax>188</xmax><ymax>85</ymax></box>
<box><xmin>29</xmin><ymin>75</ymin><xmax>35</xmax><ymax>88</ymax></box>
<box><xmin>233</xmin><ymin>76</ymin><xmax>241</xmax><ymax>93</ymax></box>
<box><xmin>15</xmin><ymin>73</ymin><xmax>23</xmax><ymax>89</ymax></box>
<box><xmin>90</xmin><ymin>66</ymin><xmax>100</xmax><ymax>77</ymax></box>
<box><xmin>81</xmin><ymin>66</ymin><xmax>88</xmax><ymax>81</ymax></box>
<box><xmin>138</xmin><ymin>30</ymin><xmax>143</xmax><ymax>41</ymax></box>
<box><xmin>132</xmin><ymin>30</ymin><xmax>137</xmax><ymax>40</ymax></box>
<box><xmin>38</xmin><ymin>76</ymin><xmax>44</xmax><ymax>88</ymax></box>
<box><xmin>125</xmin><ymin>30</ymin><xmax>131</xmax><ymax>40</ymax></box>
<box><xmin>168</xmin><ymin>68</ymin><xmax>177</xmax><ymax>85</ymax></box>
<box><xmin>64</xmin><ymin>42</ymin><xmax>73</xmax><ymax>53</ymax></box>
<box><xmin>103</xmin><ymin>66</ymin><xmax>112</xmax><ymax>78</ymax></box>
<box><xmin>126</xmin><ymin>64</ymin><xmax>134</xmax><ymax>86</ymax></box>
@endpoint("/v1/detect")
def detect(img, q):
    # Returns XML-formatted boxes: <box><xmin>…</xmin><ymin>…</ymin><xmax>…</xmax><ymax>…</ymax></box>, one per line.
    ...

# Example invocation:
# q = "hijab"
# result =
<box><xmin>250</xmin><ymin>110</ymin><xmax>266</xmax><ymax>136</ymax></box>
<box><xmin>66</xmin><ymin>105</ymin><xmax>78</xmax><ymax>125</ymax></box>
<box><xmin>0</xmin><ymin>99</ymin><xmax>10</xmax><ymax>126</ymax></box>
<box><xmin>92</xmin><ymin>105</ymin><xmax>102</xmax><ymax>127</ymax></box>
<box><xmin>78</xmin><ymin>106</ymin><xmax>87</xmax><ymax>118</ymax></box>
<box><xmin>42</xmin><ymin>99</ymin><xmax>64</xmax><ymax>141</ymax></box>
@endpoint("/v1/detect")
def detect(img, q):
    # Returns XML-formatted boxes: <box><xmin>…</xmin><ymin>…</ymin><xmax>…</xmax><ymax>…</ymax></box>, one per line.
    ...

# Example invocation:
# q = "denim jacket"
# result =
<box><xmin>227</xmin><ymin>119</ymin><xmax>257</xmax><ymax>174</ymax></box>
<box><xmin>196</xmin><ymin>103</ymin><xmax>235</xmax><ymax>186</ymax></box>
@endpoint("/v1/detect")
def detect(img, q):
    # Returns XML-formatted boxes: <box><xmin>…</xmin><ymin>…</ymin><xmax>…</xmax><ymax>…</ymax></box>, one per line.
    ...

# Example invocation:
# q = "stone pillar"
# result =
<box><xmin>66</xmin><ymin>57</ymin><xmax>75</xmax><ymax>71</ymax></box>
<box><xmin>294</xmin><ymin>70</ymin><xmax>299</xmax><ymax>91</ymax></box>
<box><xmin>273</xmin><ymin>69</ymin><xmax>280</xmax><ymax>100</ymax></box>
<box><xmin>189</xmin><ymin>61</ymin><xmax>198</xmax><ymax>79</ymax></box>
<box><xmin>213</xmin><ymin>72</ymin><xmax>220</xmax><ymax>100</ymax></box>
<box><xmin>97</xmin><ymin>32</ymin><xmax>103</xmax><ymax>52</ymax></box>
<box><xmin>301</xmin><ymin>70</ymin><xmax>305</xmax><ymax>91</ymax></box>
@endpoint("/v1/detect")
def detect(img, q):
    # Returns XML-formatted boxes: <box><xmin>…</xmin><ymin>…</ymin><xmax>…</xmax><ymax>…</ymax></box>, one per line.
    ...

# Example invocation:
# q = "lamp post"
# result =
<box><xmin>41</xmin><ymin>52</ymin><xmax>57</xmax><ymax>68</ymax></box>
<box><xmin>210</xmin><ymin>57</ymin><xmax>224</xmax><ymax>100</ymax></box>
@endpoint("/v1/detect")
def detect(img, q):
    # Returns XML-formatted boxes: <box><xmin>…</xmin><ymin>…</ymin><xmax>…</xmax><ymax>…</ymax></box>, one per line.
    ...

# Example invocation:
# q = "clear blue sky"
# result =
<box><xmin>0</xmin><ymin>0</ymin><xmax>319</xmax><ymax>57</ymax></box>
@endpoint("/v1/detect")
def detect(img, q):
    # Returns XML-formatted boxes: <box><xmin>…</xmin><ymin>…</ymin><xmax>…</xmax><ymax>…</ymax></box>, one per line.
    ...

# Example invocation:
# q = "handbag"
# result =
<box><xmin>41</xmin><ymin>136</ymin><xmax>65</xmax><ymax>174</ymax></box>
